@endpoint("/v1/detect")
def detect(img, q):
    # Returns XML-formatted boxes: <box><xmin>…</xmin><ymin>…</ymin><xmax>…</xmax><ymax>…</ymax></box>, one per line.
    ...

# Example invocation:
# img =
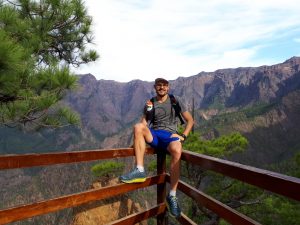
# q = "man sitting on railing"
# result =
<box><xmin>120</xmin><ymin>77</ymin><xmax>194</xmax><ymax>218</ymax></box>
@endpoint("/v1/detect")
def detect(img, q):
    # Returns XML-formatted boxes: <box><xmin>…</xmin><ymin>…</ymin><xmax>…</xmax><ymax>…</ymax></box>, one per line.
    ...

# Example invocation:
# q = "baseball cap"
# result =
<box><xmin>154</xmin><ymin>78</ymin><xmax>169</xmax><ymax>85</ymax></box>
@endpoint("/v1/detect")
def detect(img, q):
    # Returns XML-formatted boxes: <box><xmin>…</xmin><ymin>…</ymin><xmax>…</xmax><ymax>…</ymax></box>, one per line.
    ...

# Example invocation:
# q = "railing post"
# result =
<box><xmin>157</xmin><ymin>150</ymin><xmax>167</xmax><ymax>225</ymax></box>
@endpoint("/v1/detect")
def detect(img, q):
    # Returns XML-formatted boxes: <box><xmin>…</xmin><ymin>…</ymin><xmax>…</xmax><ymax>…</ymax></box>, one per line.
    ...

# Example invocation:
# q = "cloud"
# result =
<box><xmin>74</xmin><ymin>0</ymin><xmax>300</xmax><ymax>82</ymax></box>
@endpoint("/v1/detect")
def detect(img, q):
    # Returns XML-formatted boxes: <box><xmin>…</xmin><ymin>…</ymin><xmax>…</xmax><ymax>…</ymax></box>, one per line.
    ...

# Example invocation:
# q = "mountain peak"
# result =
<box><xmin>283</xmin><ymin>56</ymin><xmax>300</xmax><ymax>64</ymax></box>
<box><xmin>77</xmin><ymin>73</ymin><xmax>97</xmax><ymax>81</ymax></box>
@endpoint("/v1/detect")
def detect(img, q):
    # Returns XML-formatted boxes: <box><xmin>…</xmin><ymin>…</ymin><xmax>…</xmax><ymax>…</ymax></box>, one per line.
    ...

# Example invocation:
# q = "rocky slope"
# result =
<box><xmin>198</xmin><ymin>89</ymin><xmax>300</xmax><ymax>166</ymax></box>
<box><xmin>1</xmin><ymin>57</ymin><xmax>300</xmax><ymax>153</ymax></box>
<box><xmin>62</xmin><ymin>56</ymin><xmax>300</xmax><ymax>150</ymax></box>
<box><xmin>71</xmin><ymin>178</ymin><xmax>147</xmax><ymax>225</ymax></box>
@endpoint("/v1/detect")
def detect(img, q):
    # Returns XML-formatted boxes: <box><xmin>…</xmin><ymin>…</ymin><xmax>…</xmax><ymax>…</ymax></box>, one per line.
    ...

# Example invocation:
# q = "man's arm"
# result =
<box><xmin>181</xmin><ymin>111</ymin><xmax>194</xmax><ymax>137</ymax></box>
<box><xmin>171</xmin><ymin>111</ymin><xmax>194</xmax><ymax>141</ymax></box>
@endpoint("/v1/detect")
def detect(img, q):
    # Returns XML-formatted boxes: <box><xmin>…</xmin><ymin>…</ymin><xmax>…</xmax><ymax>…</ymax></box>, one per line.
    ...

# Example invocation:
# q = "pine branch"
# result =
<box><xmin>239</xmin><ymin>192</ymin><xmax>266</xmax><ymax>205</ymax></box>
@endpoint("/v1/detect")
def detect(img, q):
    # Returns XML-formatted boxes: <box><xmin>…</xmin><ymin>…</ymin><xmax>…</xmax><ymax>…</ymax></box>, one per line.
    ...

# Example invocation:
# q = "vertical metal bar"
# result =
<box><xmin>157</xmin><ymin>151</ymin><xmax>167</xmax><ymax>225</ymax></box>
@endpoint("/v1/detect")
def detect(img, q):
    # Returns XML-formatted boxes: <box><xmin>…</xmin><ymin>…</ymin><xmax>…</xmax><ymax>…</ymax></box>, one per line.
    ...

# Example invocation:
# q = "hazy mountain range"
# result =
<box><xmin>1</xmin><ymin>56</ymin><xmax>300</xmax><ymax>225</ymax></box>
<box><xmin>69</xmin><ymin>56</ymin><xmax>300</xmax><ymax>130</ymax></box>
<box><xmin>1</xmin><ymin>56</ymin><xmax>300</xmax><ymax>159</ymax></box>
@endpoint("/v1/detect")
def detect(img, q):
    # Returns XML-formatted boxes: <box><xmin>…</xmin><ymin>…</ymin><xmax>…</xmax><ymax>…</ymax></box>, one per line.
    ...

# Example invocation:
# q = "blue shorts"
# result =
<box><xmin>147</xmin><ymin>129</ymin><xmax>180</xmax><ymax>151</ymax></box>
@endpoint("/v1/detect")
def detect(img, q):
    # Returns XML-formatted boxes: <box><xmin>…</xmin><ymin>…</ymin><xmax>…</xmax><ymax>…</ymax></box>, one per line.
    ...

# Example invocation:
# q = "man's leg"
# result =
<box><xmin>119</xmin><ymin>122</ymin><xmax>153</xmax><ymax>183</ymax></box>
<box><xmin>133</xmin><ymin>123</ymin><xmax>153</xmax><ymax>167</ymax></box>
<box><xmin>166</xmin><ymin>140</ymin><xmax>182</xmax><ymax>218</ymax></box>
<box><xmin>167</xmin><ymin>141</ymin><xmax>182</xmax><ymax>192</ymax></box>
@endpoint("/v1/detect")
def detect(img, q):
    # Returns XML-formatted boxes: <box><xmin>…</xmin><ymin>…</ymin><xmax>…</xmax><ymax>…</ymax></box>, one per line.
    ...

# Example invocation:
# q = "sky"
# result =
<box><xmin>73</xmin><ymin>0</ymin><xmax>300</xmax><ymax>82</ymax></box>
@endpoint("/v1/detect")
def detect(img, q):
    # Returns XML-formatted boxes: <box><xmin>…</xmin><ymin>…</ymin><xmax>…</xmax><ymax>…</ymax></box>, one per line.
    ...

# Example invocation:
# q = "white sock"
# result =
<box><xmin>136</xmin><ymin>165</ymin><xmax>145</xmax><ymax>172</ymax></box>
<box><xmin>169</xmin><ymin>190</ymin><xmax>176</xmax><ymax>197</ymax></box>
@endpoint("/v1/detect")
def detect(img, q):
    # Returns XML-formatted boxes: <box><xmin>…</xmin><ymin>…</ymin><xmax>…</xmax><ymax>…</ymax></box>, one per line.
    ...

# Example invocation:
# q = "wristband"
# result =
<box><xmin>181</xmin><ymin>134</ymin><xmax>187</xmax><ymax>141</ymax></box>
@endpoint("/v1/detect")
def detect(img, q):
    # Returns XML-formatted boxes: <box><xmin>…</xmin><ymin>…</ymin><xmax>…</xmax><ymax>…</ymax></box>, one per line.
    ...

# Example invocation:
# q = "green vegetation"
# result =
<box><xmin>147</xmin><ymin>155</ymin><xmax>172</xmax><ymax>173</ymax></box>
<box><xmin>147</xmin><ymin>159</ymin><xmax>157</xmax><ymax>172</ymax></box>
<box><xmin>180</xmin><ymin>131</ymin><xmax>300</xmax><ymax>225</ymax></box>
<box><xmin>231</xmin><ymin>152</ymin><xmax>300</xmax><ymax>225</ymax></box>
<box><xmin>246</xmin><ymin>194</ymin><xmax>300</xmax><ymax>225</ymax></box>
<box><xmin>242</xmin><ymin>102</ymin><xmax>278</xmax><ymax>118</ymax></box>
<box><xmin>183</xmin><ymin>131</ymin><xmax>248</xmax><ymax>157</ymax></box>
<box><xmin>199</xmin><ymin>102</ymin><xmax>277</xmax><ymax>132</ymax></box>
<box><xmin>208</xmin><ymin>93</ymin><xmax>226</xmax><ymax>110</ymax></box>
<box><xmin>91</xmin><ymin>161</ymin><xmax>125</xmax><ymax>178</ymax></box>
<box><xmin>0</xmin><ymin>0</ymin><xmax>99</xmax><ymax>129</ymax></box>
<box><xmin>294</xmin><ymin>152</ymin><xmax>300</xmax><ymax>178</ymax></box>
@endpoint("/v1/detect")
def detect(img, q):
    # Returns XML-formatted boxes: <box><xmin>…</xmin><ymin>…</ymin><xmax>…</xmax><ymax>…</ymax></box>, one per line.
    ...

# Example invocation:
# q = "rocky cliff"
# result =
<box><xmin>1</xmin><ymin>57</ymin><xmax>299</xmax><ymax>153</ymax></box>
<box><xmin>197</xmin><ymin>89</ymin><xmax>300</xmax><ymax>166</ymax></box>
<box><xmin>55</xmin><ymin>56</ymin><xmax>299</xmax><ymax>150</ymax></box>
<box><xmin>71</xmin><ymin>178</ymin><xmax>147</xmax><ymax>225</ymax></box>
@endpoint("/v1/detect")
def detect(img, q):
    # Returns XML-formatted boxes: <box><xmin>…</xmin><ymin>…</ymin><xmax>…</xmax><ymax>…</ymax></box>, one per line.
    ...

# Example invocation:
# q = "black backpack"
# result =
<box><xmin>145</xmin><ymin>94</ymin><xmax>185</xmax><ymax>125</ymax></box>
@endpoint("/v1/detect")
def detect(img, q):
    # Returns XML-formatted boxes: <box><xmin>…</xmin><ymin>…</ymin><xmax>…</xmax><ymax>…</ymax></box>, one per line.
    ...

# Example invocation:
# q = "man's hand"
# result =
<box><xmin>171</xmin><ymin>133</ymin><xmax>186</xmax><ymax>142</ymax></box>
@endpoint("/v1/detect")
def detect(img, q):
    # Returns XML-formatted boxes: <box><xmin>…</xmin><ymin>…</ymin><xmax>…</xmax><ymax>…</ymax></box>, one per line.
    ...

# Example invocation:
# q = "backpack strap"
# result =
<box><xmin>169</xmin><ymin>94</ymin><xmax>185</xmax><ymax>125</ymax></box>
<box><xmin>145</xmin><ymin>97</ymin><xmax>155</xmax><ymax>124</ymax></box>
<box><xmin>150</xmin><ymin>97</ymin><xmax>156</xmax><ymax>125</ymax></box>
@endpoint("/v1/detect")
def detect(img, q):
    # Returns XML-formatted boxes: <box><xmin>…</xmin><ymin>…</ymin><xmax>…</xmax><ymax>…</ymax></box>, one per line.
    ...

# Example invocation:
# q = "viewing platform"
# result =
<box><xmin>0</xmin><ymin>147</ymin><xmax>299</xmax><ymax>225</ymax></box>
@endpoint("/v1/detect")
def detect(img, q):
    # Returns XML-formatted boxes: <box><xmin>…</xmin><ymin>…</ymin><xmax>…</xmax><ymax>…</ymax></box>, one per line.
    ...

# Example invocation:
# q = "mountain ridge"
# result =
<box><xmin>64</xmin><ymin>56</ymin><xmax>300</xmax><ymax>149</ymax></box>
<box><xmin>1</xmin><ymin>56</ymin><xmax>300</xmax><ymax>225</ymax></box>
<box><xmin>1</xmin><ymin>56</ymin><xmax>300</xmax><ymax>154</ymax></box>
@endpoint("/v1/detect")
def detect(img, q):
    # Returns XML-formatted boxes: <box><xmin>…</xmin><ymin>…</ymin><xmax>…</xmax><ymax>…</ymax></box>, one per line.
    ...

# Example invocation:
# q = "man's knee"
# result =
<box><xmin>134</xmin><ymin>123</ymin><xmax>146</xmax><ymax>134</ymax></box>
<box><xmin>168</xmin><ymin>142</ymin><xmax>182</xmax><ymax>158</ymax></box>
<box><xmin>173</xmin><ymin>147</ymin><xmax>182</xmax><ymax>157</ymax></box>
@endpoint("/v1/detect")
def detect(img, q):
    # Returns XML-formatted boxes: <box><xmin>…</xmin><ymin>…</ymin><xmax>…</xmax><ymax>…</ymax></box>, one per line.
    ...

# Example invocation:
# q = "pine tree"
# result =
<box><xmin>0</xmin><ymin>0</ymin><xmax>99</xmax><ymax>128</ymax></box>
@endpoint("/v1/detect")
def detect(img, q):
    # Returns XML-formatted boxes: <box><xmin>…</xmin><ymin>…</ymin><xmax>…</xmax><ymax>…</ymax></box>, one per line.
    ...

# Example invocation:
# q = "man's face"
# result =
<box><xmin>154</xmin><ymin>82</ymin><xmax>169</xmax><ymax>97</ymax></box>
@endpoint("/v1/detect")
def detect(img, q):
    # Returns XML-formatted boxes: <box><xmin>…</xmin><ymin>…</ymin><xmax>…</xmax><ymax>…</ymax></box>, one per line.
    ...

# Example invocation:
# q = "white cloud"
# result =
<box><xmin>74</xmin><ymin>0</ymin><xmax>300</xmax><ymax>82</ymax></box>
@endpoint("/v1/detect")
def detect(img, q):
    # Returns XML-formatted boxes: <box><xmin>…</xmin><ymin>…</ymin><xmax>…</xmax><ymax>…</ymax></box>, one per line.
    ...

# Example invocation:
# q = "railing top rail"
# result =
<box><xmin>0</xmin><ymin>147</ymin><xmax>155</xmax><ymax>170</ymax></box>
<box><xmin>181</xmin><ymin>150</ymin><xmax>300</xmax><ymax>201</ymax></box>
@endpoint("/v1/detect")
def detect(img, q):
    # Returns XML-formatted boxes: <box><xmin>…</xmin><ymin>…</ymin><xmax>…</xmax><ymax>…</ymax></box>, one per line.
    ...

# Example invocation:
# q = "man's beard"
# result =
<box><xmin>156</xmin><ymin>90</ymin><xmax>168</xmax><ymax>97</ymax></box>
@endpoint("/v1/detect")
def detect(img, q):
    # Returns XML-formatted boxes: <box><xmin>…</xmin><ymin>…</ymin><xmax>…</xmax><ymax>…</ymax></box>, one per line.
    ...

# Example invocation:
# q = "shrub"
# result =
<box><xmin>91</xmin><ymin>161</ymin><xmax>124</xmax><ymax>177</ymax></box>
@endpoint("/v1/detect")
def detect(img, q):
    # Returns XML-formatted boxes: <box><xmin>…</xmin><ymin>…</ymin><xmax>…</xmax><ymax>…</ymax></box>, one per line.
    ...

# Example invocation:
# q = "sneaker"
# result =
<box><xmin>119</xmin><ymin>168</ymin><xmax>146</xmax><ymax>183</ymax></box>
<box><xmin>166</xmin><ymin>194</ymin><xmax>181</xmax><ymax>218</ymax></box>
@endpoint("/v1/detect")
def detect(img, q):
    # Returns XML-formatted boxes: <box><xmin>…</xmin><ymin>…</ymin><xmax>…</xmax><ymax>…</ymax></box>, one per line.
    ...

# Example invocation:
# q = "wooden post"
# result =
<box><xmin>157</xmin><ymin>150</ymin><xmax>167</xmax><ymax>225</ymax></box>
